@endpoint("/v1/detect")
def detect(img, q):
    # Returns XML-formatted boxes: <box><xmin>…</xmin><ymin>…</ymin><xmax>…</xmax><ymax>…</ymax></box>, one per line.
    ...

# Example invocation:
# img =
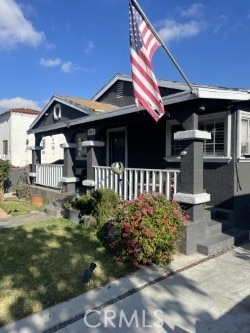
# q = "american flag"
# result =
<box><xmin>129</xmin><ymin>0</ymin><xmax>165</xmax><ymax>122</ymax></box>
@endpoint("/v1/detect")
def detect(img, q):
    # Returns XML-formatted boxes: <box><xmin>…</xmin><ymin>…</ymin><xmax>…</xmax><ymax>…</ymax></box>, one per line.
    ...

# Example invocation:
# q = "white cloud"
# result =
<box><xmin>40</xmin><ymin>57</ymin><xmax>62</xmax><ymax>67</ymax></box>
<box><xmin>0</xmin><ymin>0</ymin><xmax>45</xmax><ymax>50</ymax></box>
<box><xmin>158</xmin><ymin>19</ymin><xmax>204</xmax><ymax>43</ymax></box>
<box><xmin>180</xmin><ymin>3</ymin><xmax>204</xmax><ymax>18</ymax></box>
<box><xmin>40</xmin><ymin>57</ymin><xmax>79</xmax><ymax>73</ymax></box>
<box><xmin>84</xmin><ymin>41</ymin><xmax>95</xmax><ymax>54</ymax></box>
<box><xmin>0</xmin><ymin>97</ymin><xmax>41</xmax><ymax>112</ymax></box>
<box><xmin>61</xmin><ymin>61</ymin><xmax>79</xmax><ymax>73</ymax></box>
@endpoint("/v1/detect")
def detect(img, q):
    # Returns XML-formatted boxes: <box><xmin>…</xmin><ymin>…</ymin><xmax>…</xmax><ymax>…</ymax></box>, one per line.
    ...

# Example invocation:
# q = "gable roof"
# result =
<box><xmin>28</xmin><ymin>94</ymin><xmax>119</xmax><ymax>130</ymax></box>
<box><xmin>55</xmin><ymin>95</ymin><xmax>119</xmax><ymax>112</ymax></box>
<box><xmin>92</xmin><ymin>73</ymin><xmax>190</xmax><ymax>101</ymax></box>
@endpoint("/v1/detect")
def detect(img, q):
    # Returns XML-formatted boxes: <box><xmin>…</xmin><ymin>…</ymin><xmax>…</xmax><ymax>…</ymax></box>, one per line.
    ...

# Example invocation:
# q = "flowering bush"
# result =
<box><xmin>110</xmin><ymin>193</ymin><xmax>189</xmax><ymax>266</ymax></box>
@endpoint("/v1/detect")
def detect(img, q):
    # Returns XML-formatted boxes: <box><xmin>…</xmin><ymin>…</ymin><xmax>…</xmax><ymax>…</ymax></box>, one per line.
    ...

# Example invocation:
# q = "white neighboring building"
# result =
<box><xmin>0</xmin><ymin>108</ymin><xmax>65</xmax><ymax>167</ymax></box>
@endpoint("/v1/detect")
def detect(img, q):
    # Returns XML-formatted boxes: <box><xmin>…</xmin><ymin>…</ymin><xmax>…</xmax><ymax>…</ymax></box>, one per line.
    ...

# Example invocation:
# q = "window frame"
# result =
<box><xmin>165</xmin><ymin>111</ymin><xmax>232</xmax><ymax>163</ymax></box>
<box><xmin>237</xmin><ymin>110</ymin><xmax>250</xmax><ymax>162</ymax></box>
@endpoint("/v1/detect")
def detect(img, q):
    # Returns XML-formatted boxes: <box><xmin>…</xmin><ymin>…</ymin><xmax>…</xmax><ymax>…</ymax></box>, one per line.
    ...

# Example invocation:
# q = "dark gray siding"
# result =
<box><xmin>96</xmin><ymin>80</ymin><xmax>185</xmax><ymax>108</ymax></box>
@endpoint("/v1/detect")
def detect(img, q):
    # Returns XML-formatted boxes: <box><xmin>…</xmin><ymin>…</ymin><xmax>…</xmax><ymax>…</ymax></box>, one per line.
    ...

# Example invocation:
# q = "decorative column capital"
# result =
<box><xmin>60</xmin><ymin>143</ymin><xmax>78</xmax><ymax>149</ymax></box>
<box><xmin>28</xmin><ymin>146</ymin><xmax>43</xmax><ymax>150</ymax></box>
<box><xmin>174</xmin><ymin>130</ymin><xmax>211</xmax><ymax>141</ymax></box>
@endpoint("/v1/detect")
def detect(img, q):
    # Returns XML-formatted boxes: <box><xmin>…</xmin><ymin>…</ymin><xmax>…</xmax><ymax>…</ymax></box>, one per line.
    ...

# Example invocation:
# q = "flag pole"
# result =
<box><xmin>131</xmin><ymin>0</ymin><xmax>195</xmax><ymax>94</ymax></box>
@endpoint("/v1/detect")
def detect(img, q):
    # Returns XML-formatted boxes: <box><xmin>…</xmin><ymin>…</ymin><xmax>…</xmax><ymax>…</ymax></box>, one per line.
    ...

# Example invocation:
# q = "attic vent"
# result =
<box><xmin>117</xmin><ymin>81</ymin><xmax>124</xmax><ymax>99</ymax></box>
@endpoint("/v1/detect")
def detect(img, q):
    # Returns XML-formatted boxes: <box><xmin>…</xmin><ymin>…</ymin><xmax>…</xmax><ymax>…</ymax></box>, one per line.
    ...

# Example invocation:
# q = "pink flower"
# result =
<box><xmin>185</xmin><ymin>214</ymin><xmax>190</xmax><ymax>220</ymax></box>
<box><xmin>169</xmin><ymin>226</ymin><xmax>175</xmax><ymax>232</ymax></box>
<box><xmin>148</xmin><ymin>207</ymin><xmax>154</xmax><ymax>214</ymax></box>
<box><xmin>146</xmin><ymin>228</ymin><xmax>154</xmax><ymax>238</ymax></box>
<box><xmin>136</xmin><ymin>212</ymin><xmax>142</xmax><ymax>219</ymax></box>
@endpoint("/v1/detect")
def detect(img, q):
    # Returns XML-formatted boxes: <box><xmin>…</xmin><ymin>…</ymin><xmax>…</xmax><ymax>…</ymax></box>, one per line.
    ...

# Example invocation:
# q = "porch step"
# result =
<box><xmin>197</xmin><ymin>228</ymin><xmax>249</xmax><ymax>255</ymax></box>
<box><xmin>206</xmin><ymin>219</ymin><xmax>222</xmax><ymax>237</ymax></box>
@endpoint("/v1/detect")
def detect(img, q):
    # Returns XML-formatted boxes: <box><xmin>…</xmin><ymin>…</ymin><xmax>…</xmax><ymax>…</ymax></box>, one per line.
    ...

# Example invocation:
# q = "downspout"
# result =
<box><xmin>234</xmin><ymin>105</ymin><xmax>242</xmax><ymax>191</ymax></box>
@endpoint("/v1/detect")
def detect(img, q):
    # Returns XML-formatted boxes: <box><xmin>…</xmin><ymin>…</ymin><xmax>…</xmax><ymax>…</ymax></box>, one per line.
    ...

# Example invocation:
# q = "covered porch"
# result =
<box><xmin>33</xmin><ymin>163</ymin><xmax>180</xmax><ymax>201</ymax></box>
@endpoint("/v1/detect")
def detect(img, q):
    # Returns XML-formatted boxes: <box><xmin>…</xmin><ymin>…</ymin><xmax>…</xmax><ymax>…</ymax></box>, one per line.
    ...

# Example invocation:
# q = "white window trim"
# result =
<box><xmin>165</xmin><ymin>111</ymin><xmax>232</xmax><ymax>163</ymax></box>
<box><xmin>106</xmin><ymin>127</ymin><xmax>128</xmax><ymax>167</ymax></box>
<box><xmin>237</xmin><ymin>110</ymin><xmax>250</xmax><ymax>162</ymax></box>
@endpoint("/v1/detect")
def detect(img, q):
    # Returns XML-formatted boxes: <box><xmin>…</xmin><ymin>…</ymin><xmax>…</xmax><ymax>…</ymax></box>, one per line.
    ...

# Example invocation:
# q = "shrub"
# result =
<box><xmin>0</xmin><ymin>160</ymin><xmax>12</xmax><ymax>201</ymax></box>
<box><xmin>74</xmin><ymin>194</ymin><xmax>95</xmax><ymax>215</ymax></box>
<box><xmin>110</xmin><ymin>193</ymin><xmax>189</xmax><ymax>266</ymax></box>
<box><xmin>92</xmin><ymin>188</ymin><xmax>121</xmax><ymax>228</ymax></box>
<box><xmin>63</xmin><ymin>189</ymin><xmax>121</xmax><ymax>229</ymax></box>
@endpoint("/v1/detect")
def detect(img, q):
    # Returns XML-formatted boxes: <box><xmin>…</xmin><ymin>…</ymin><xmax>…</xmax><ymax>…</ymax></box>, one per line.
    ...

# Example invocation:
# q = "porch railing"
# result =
<box><xmin>93</xmin><ymin>166</ymin><xmax>180</xmax><ymax>200</ymax></box>
<box><xmin>35</xmin><ymin>164</ymin><xmax>63</xmax><ymax>189</ymax></box>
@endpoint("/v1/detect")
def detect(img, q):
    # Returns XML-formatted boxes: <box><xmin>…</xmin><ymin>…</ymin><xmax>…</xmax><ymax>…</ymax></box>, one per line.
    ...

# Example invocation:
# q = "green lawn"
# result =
<box><xmin>0</xmin><ymin>219</ymin><xmax>135</xmax><ymax>327</ymax></box>
<box><xmin>0</xmin><ymin>198</ymin><xmax>45</xmax><ymax>216</ymax></box>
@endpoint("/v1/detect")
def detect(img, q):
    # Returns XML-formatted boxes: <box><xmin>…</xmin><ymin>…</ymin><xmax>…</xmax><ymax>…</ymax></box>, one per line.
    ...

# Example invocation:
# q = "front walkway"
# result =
<box><xmin>0</xmin><ymin>242</ymin><xmax>249</xmax><ymax>333</ymax></box>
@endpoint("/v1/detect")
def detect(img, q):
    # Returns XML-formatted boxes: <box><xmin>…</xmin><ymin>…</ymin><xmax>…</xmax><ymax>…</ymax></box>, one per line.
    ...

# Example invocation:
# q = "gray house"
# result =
<box><xmin>28</xmin><ymin>74</ymin><xmax>250</xmax><ymax>255</ymax></box>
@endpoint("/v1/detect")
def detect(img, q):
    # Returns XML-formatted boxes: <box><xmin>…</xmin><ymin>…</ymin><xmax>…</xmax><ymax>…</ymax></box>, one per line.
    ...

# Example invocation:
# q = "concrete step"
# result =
<box><xmin>224</xmin><ymin>228</ymin><xmax>250</xmax><ymax>245</ymax></box>
<box><xmin>206</xmin><ymin>219</ymin><xmax>222</xmax><ymax>237</ymax></box>
<box><xmin>46</xmin><ymin>203</ymin><xmax>65</xmax><ymax>218</ymax></box>
<box><xmin>197</xmin><ymin>233</ymin><xmax>235</xmax><ymax>255</ymax></box>
<box><xmin>197</xmin><ymin>228</ymin><xmax>249</xmax><ymax>256</ymax></box>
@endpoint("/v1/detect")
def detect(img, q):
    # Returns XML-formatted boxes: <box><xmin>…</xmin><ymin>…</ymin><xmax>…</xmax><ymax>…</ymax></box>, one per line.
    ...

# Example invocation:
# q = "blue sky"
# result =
<box><xmin>0</xmin><ymin>0</ymin><xmax>250</xmax><ymax>112</ymax></box>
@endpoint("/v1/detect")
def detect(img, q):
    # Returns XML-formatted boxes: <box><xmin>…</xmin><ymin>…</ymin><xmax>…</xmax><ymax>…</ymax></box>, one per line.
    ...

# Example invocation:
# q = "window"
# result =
<box><xmin>165</xmin><ymin>112</ymin><xmax>231</xmax><ymax>161</ymax></box>
<box><xmin>75</xmin><ymin>133</ymin><xmax>87</xmax><ymax>159</ymax></box>
<box><xmin>199</xmin><ymin>119</ymin><xmax>224</xmax><ymax>156</ymax></box>
<box><xmin>171</xmin><ymin>124</ymin><xmax>183</xmax><ymax>156</ymax></box>
<box><xmin>3</xmin><ymin>140</ymin><xmax>8</xmax><ymax>157</ymax></box>
<box><xmin>238</xmin><ymin>111</ymin><xmax>250</xmax><ymax>159</ymax></box>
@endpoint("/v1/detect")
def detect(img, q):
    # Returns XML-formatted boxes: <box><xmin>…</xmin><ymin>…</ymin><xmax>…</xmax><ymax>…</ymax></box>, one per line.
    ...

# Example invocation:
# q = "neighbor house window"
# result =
<box><xmin>3</xmin><ymin>140</ymin><xmax>8</xmax><ymax>158</ymax></box>
<box><xmin>75</xmin><ymin>133</ymin><xmax>87</xmax><ymax>158</ymax></box>
<box><xmin>238</xmin><ymin>111</ymin><xmax>250</xmax><ymax>158</ymax></box>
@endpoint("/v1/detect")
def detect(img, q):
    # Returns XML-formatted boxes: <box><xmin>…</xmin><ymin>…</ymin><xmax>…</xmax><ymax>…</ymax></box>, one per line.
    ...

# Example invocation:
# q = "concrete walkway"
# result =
<box><xmin>0</xmin><ymin>210</ymin><xmax>51</xmax><ymax>229</ymax></box>
<box><xmin>0</xmin><ymin>242</ymin><xmax>249</xmax><ymax>333</ymax></box>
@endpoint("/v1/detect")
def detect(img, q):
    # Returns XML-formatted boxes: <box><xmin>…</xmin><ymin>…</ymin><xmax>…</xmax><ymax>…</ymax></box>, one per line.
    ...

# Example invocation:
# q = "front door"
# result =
<box><xmin>107</xmin><ymin>128</ymin><xmax>127</xmax><ymax>166</ymax></box>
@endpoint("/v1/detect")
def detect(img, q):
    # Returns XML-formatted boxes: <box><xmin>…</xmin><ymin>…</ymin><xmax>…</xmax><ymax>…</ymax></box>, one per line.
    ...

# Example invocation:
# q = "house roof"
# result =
<box><xmin>92</xmin><ymin>73</ymin><xmax>190</xmax><ymax>101</ymax></box>
<box><xmin>55</xmin><ymin>95</ymin><xmax>119</xmax><ymax>112</ymax></box>
<box><xmin>1</xmin><ymin>108</ymin><xmax>40</xmax><ymax>116</ymax></box>
<box><xmin>28</xmin><ymin>74</ymin><xmax>250</xmax><ymax>134</ymax></box>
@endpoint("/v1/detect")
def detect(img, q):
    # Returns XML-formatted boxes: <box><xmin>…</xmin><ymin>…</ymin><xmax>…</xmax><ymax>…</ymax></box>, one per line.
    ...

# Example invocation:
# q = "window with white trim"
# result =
<box><xmin>165</xmin><ymin>112</ymin><xmax>231</xmax><ymax>160</ymax></box>
<box><xmin>199</xmin><ymin>119</ymin><xmax>224</xmax><ymax>156</ymax></box>
<box><xmin>238</xmin><ymin>111</ymin><xmax>250</xmax><ymax>158</ymax></box>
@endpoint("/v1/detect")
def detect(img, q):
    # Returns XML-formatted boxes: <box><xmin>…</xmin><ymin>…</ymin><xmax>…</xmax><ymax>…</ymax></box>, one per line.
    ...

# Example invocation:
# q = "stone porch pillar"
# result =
<box><xmin>28</xmin><ymin>146</ymin><xmax>43</xmax><ymax>185</ymax></box>
<box><xmin>173</xmin><ymin>113</ymin><xmax>211</xmax><ymax>254</ymax></box>
<box><xmin>60</xmin><ymin>143</ymin><xmax>79</xmax><ymax>193</ymax></box>
<box><xmin>82</xmin><ymin>129</ymin><xmax>105</xmax><ymax>192</ymax></box>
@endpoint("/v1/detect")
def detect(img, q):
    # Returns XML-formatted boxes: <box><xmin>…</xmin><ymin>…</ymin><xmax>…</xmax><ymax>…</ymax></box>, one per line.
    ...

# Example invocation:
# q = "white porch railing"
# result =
<box><xmin>93</xmin><ymin>166</ymin><xmax>180</xmax><ymax>200</ymax></box>
<box><xmin>35</xmin><ymin>164</ymin><xmax>63</xmax><ymax>189</ymax></box>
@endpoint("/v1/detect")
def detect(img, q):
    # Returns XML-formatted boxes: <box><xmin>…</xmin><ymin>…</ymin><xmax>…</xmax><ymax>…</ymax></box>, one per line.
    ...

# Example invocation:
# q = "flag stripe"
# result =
<box><xmin>131</xmin><ymin>64</ymin><xmax>164</xmax><ymax>112</ymax></box>
<box><xmin>129</xmin><ymin>0</ymin><xmax>165</xmax><ymax>121</ymax></box>
<box><xmin>131</xmin><ymin>51</ymin><xmax>162</xmax><ymax>102</ymax></box>
<box><xmin>130</xmin><ymin>49</ymin><xmax>164</xmax><ymax>113</ymax></box>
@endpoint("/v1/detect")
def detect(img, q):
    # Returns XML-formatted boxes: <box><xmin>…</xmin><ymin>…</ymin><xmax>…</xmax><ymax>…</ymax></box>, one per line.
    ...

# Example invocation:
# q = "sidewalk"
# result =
<box><xmin>0</xmin><ymin>242</ymin><xmax>249</xmax><ymax>333</ymax></box>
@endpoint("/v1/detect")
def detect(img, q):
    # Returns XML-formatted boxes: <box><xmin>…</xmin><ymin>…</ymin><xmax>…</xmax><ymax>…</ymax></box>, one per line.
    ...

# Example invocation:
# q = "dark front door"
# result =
<box><xmin>108</xmin><ymin>129</ymin><xmax>126</xmax><ymax>166</ymax></box>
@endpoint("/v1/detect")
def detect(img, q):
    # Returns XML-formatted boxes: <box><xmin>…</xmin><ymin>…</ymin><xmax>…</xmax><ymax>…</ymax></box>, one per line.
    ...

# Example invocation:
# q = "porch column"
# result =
<box><xmin>60</xmin><ymin>143</ymin><xmax>79</xmax><ymax>193</ymax></box>
<box><xmin>173</xmin><ymin>113</ymin><xmax>211</xmax><ymax>254</ymax></box>
<box><xmin>82</xmin><ymin>129</ymin><xmax>105</xmax><ymax>192</ymax></box>
<box><xmin>28</xmin><ymin>146</ymin><xmax>42</xmax><ymax>185</ymax></box>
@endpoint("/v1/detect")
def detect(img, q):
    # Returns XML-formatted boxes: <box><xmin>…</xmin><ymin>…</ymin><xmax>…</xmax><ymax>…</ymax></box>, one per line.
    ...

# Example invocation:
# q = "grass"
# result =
<box><xmin>0</xmin><ymin>198</ymin><xmax>46</xmax><ymax>216</ymax></box>
<box><xmin>0</xmin><ymin>218</ymin><xmax>136</xmax><ymax>327</ymax></box>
